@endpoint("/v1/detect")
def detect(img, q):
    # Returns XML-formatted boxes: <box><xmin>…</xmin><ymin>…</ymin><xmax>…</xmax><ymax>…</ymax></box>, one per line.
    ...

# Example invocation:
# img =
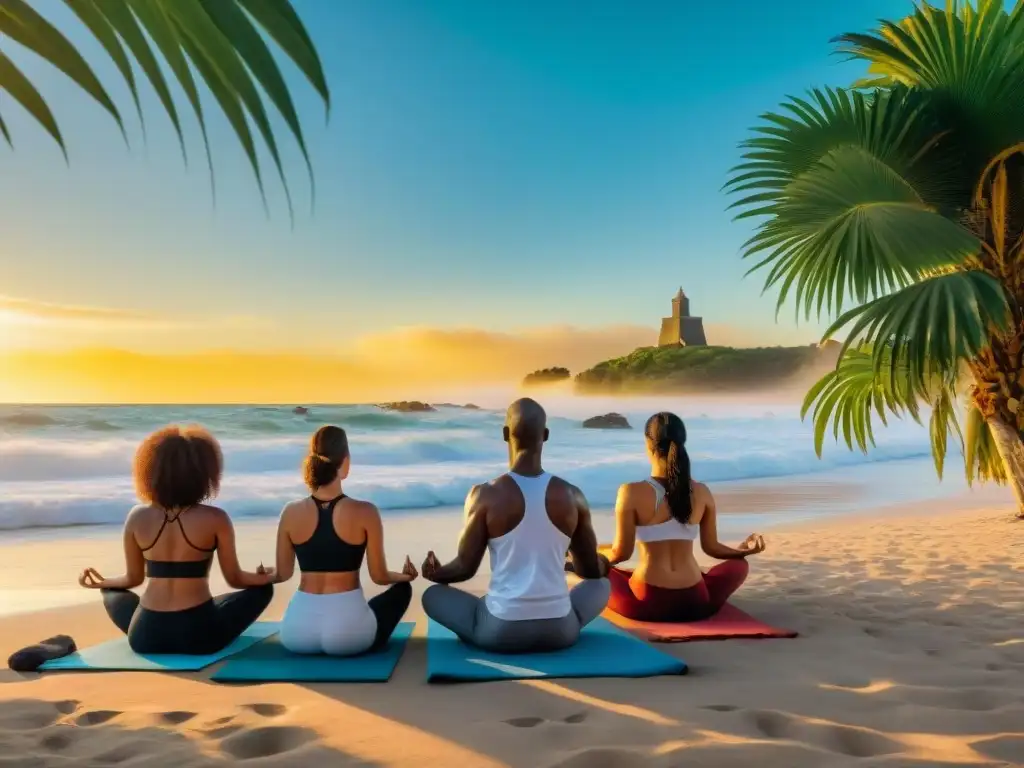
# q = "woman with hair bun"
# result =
<box><xmin>274</xmin><ymin>426</ymin><xmax>416</xmax><ymax>655</ymax></box>
<box><xmin>78</xmin><ymin>425</ymin><xmax>275</xmax><ymax>654</ymax></box>
<box><xmin>600</xmin><ymin>412</ymin><xmax>765</xmax><ymax>622</ymax></box>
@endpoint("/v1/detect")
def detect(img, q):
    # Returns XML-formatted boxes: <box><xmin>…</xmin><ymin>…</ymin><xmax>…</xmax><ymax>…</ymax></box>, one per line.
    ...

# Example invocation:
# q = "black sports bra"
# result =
<box><xmin>141</xmin><ymin>509</ymin><xmax>216</xmax><ymax>579</ymax></box>
<box><xmin>293</xmin><ymin>494</ymin><xmax>366</xmax><ymax>573</ymax></box>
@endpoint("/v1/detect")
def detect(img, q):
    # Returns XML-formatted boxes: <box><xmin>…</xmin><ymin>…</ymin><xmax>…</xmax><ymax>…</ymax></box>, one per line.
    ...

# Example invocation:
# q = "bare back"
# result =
<box><xmin>279</xmin><ymin>496</ymin><xmax>370</xmax><ymax>594</ymax></box>
<box><xmin>130</xmin><ymin>504</ymin><xmax>220</xmax><ymax>611</ymax></box>
<box><xmin>622</xmin><ymin>480</ymin><xmax>711</xmax><ymax>589</ymax></box>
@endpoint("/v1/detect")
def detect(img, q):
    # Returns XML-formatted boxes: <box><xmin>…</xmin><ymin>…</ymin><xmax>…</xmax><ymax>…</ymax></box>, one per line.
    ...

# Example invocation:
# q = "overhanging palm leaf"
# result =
<box><xmin>824</xmin><ymin>270</ymin><xmax>1011</xmax><ymax>386</ymax></box>
<box><xmin>729</xmin><ymin>1</ymin><xmax>1024</xmax><ymax>516</ymax></box>
<box><xmin>965</xmin><ymin>404</ymin><xmax>1009</xmax><ymax>483</ymax></box>
<box><xmin>802</xmin><ymin>344</ymin><xmax>965</xmax><ymax>478</ymax></box>
<box><xmin>0</xmin><ymin>0</ymin><xmax>329</xmax><ymax>215</ymax></box>
<box><xmin>725</xmin><ymin>86</ymin><xmax>979</xmax><ymax>322</ymax></box>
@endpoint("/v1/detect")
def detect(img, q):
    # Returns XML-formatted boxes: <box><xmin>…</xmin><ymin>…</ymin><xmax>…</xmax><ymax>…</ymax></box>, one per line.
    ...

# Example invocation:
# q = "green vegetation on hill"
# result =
<box><xmin>522</xmin><ymin>367</ymin><xmax>572</xmax><ymax>387</ymax></box>
<box><xmin>574</xmin><ymin>345</ymin><xmax>836</xmax><ymax>393</ymax></box>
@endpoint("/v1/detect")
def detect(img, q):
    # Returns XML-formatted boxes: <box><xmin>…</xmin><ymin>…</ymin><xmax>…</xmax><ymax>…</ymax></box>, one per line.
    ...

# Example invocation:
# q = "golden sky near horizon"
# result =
<box><xmin>0</xmin><ymin>295</ymin><xmax>812</xmax><ymax>403</ymax></box>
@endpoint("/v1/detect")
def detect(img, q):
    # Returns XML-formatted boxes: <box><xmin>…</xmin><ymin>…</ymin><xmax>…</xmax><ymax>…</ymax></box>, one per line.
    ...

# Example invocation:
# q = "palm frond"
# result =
<box><xmin>836</xmin><ymin>0</ymin><xmax>1024</xmax><ymax>100</ymax></box>
<box><xmin>835</xmin><ymin>0</ymin><xmax>1024</xmax><ymax>169</ymax></box>
<box><xmin>0</xmin><ymin>0</ymin><xmax>124</xmax><ymax>140</ymax></box>
<box><xmin>825</xmin><ymin>270</ymin><xmax>1011</xmax><ymax>389</ymax></box>
<box><xmin>1</xmin><ymin>0</ymin><xmax>329</xmax><ymax>215</ymax></box>
<box><xmin>965</xmin><ymin>403</ymin><xmax>1010</xmax><ymax>483</ymax></box>
<box><xmin>726</xmin><ymin>86</ymin><xmax>979</xmax><ymax>321</ymax></box>
<box><xmin>0</xmin><ymin>49</ymin><xmax>65</xmax><ymax>155</ymax></box>
<box><xmin>802</xmin><ymin>344</ymin><xmax>963</xmax><ymax>478</ymax></box>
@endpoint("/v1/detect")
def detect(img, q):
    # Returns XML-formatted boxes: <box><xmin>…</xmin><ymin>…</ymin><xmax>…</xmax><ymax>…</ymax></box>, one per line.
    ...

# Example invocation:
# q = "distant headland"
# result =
<box><xmin>522</xmin><ymin>367</ymin><xmax>572</xmax><ymax>387</ymax></box>
<box><xmin>522</xmin><ymin>288</ymin><xmax>840</xmax><ymax>394</ymax></box>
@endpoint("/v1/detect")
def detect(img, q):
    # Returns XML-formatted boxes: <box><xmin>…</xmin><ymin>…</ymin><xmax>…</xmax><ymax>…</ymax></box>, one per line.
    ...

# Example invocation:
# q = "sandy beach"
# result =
<box><xmin>0</xmin><ymin>482</ymin><xmax>1021</xmax><ymax>767</ymax></box>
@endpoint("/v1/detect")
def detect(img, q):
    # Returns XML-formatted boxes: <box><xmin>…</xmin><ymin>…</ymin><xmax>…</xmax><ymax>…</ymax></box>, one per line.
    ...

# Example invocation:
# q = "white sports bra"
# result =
<box><xmin>634</xmin><ymin>478</ymin><xmax>699</xmax><ymax>543</ymax></box>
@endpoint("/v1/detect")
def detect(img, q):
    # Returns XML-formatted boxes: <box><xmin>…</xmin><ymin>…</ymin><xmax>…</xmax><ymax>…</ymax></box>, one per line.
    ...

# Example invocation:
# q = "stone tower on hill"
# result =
<box><xmin>658</xmin><ymin>287</ymin><xmax>707</xmax><ymax>347</ymax></box>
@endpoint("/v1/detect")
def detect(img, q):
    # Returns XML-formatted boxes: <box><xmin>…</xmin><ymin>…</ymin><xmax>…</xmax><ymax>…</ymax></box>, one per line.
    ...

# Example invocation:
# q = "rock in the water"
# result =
<box><xmin>582</xmin><ymin>413</ymin><xmax>631</xmax><ymax>429</ymax></box>
<box><xmin>432</xmin><ymin>402</ymin><xmax>481</xmax><ymax>410</ymax></box>
<box><xmin>292</xmin><ymin>406</ymin><xmax>309</xmax><ymax>416</ymax></box>
<box><xmin>379</xmin><ymin>401</ymin><xmax>437</xmax><ymax>413</ymax></box>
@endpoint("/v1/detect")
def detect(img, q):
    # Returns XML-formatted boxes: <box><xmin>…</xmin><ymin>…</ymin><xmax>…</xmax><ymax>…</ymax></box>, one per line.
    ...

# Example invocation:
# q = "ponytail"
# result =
<box><xmin>645</xmin><ymin>412</ymin><xmax>692</xmax><ymax>524</ymax></box>
<box><xmin>303</xmin><ymin>426</ymin><xmax>350</xmax><ymax>491</ymax></box>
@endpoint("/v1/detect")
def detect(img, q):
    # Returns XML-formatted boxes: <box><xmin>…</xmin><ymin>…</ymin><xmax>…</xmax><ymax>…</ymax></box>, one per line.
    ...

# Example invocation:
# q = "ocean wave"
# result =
<box><xmin>0</xmin><ymin>440</ymin><xmax>932</xmax><ymax>530</ymax></box>
<box><xmin>0</xmin><ymin>412</ymin><xmax>60</xmax><ymax>429</ymax></box>
<box><xmin>0</xmin><ymin>402</ymin><xmax>939</xmax><ymax>531</ymax></box>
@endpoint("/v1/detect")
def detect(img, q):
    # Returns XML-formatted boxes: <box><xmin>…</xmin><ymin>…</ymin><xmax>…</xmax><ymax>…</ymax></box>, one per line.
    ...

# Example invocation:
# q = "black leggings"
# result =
<box><xmin>101</xmin><ymin>584</ymin><xmax>274</xmax><ymax>655</ymax></box>
<box><xmin>368</xmin><ymin>582</ymin><xmax>413</xmax><ymax>651</ymax></box>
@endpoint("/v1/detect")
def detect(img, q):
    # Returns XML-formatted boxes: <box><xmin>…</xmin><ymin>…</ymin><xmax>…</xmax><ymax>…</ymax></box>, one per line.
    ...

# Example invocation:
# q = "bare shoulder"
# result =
<box><xmin>471</xmin><ymin>479</ymin><xmax>502</xmax><ymax>501</ymax></box>
<box><xmin>346</xmin><ymin>496</ymin><xmax>381</xmax><ymax>520</ymax></box>
<box><xmin>191</xmin><ymin>504</ymin><xmax>230</xmax><ymax>527</ymax></box>
<box><xmin>692</xmin><ymin>481</ymin><xmax>713</xmax><ymax>504</ymax></box>
<box><xmin>548</xmin><ymin>475</ymin><xmax>585</xmax><ymax>505</ymax></box>
<box><xmin>618</xmin><ymin>480</ymin><xmax>647</xmax><ymax>498</ymax></box>
<box><xmin>692</xmin><ymin>480</ymin><xmax>711</xmax><ymax>495</ymax></box>
<box><xmin>280</xmin><ymin>498</ymin><xmax>307</xmax><ymax>517</ymax></box>
<box><xmin>125</xmin><ymin>504</ymin><xmax>150</xmax><ymax>523</ymax></box>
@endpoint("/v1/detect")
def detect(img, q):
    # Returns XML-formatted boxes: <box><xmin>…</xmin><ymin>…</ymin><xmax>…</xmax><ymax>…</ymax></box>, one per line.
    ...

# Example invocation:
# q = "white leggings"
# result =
<box><xmin>280</xmin><ymin>582</ymin><xmax>413</xmax><ymax>656</ymax></box>
<box><xmin>281</xmin><ymin>589</ymin><xmax>377</xmax><ymax>656</ymax></box>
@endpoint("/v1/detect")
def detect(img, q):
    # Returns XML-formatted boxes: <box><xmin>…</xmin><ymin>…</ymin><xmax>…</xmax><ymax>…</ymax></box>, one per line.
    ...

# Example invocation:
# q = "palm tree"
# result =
<box><xmin>0</xmin><ymin>0</ymin><xmax>329</xmax><ymax>216</ymax></box>
<box><xmin>725</xmin><ymin>0</ymin><xmax>1024</xmax><ymax>517</ymax></box>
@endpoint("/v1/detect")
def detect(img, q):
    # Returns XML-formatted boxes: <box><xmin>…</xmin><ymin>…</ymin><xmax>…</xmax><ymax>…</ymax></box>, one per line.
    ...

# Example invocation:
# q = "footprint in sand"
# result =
<box><xmin>0</xmin><ymin>699</ymin><xmax>76</xmax><ymax>730</ymax></box>
<box><xmin>971</xmin><ymin>734</ymin><xmax>1024</xmax><ymax>763</ymax></box>
<box><xmin>241</xmin><ymin>703</ymin><xmax>288</xmax><ymax>718</ymax></box>
<box><xmin>743</xmin><ymin>709</ymin><xmax>901</xmax><ymax>758</ymax></box>
<box><xmin>204</xmin><ymin>723</ymin><xmax>246</xmax><ymax>739</ymax></box>
<box><xmin>155</xmin><ymin>711</ymin><xmax>197</xmax><ymax>726</ymax></box>
<box><xmin>504</xmin><ymin>712</ymin><xmax>589</xmax><ymax>728</ymax></box>
<box><xmin>747</xmin><ymin>709</ymin><xmax>798</xmax><ymax>740</ymax></box>
<box><xmin>700</xmin><ymin>704</ymin><xmax>739</xmax><ymax>713</ymax></box>
<box><xmin>220</xmin><ymin>725</ymin><xmax>317</xmax><ymax>760</ymax></box>
<box><xmin>74</xmin><ymin>710</ymin><xmax>121</xmax><ymax>727</ymax></box>
<box><xmin>810</xmin><ymin>723</ymin><xmax>901</xmax><ymax>758</ymax></box>
<box><xmin>38</xmin><ymin>728</ymin><xmax>81</xmax><ymax>752</ymax></box>
<box><xmin>92</xmin><ymin>741</ymin><xmax>150</xmax><ymax>765</ymax></box>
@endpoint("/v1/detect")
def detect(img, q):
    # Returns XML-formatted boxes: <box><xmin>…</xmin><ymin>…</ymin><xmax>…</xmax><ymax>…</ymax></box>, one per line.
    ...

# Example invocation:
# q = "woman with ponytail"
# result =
<box><xmin>600</xmin><ymin>412</ymin><xmax>765</xmax><ymax>622</ymax></box>
<box><xmin>274</xmin><ymin>426</ymin><xmax>417</xmax><ymax>655</ymax></box>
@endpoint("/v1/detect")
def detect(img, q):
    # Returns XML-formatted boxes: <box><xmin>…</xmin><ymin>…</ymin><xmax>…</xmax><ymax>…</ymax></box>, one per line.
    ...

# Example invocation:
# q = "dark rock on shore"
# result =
<box><xmin>582</xmin><ymin>413</ymin><xmax>631</xmax><ymax>429</ymax></box>
<box><xmin>378</xmin><ymin>401</ymin><xmax>437</xmax><ymax>413</ymax></box>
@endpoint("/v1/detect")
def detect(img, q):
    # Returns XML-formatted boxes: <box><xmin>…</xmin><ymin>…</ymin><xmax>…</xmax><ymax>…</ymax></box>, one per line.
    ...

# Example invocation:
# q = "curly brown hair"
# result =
<box><xmin>133</xmin><ymin>425</ymin><xmax>223</xmax><ymax>510</ymax></box>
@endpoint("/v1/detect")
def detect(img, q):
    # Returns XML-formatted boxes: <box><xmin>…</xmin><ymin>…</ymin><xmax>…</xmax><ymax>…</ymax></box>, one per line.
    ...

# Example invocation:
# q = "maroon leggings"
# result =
<box><xmin>607</xmin><ymin>560</ymin><xmax>749</xmax><ymax>622</ymax></box>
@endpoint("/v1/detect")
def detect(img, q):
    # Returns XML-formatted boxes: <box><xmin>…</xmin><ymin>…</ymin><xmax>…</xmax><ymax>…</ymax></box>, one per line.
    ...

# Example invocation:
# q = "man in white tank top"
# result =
<box><xmin>421</xmin><ymin>399</ymin><xmax>610</xmax><ymax>653</ymax></box>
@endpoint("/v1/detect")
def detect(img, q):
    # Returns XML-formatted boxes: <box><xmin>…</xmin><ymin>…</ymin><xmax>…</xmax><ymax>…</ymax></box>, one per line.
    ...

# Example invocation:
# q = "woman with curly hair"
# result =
<box><xmin>78</xmin><ymin>425</ymin><xmax>274</xmax><ymax>654</ymax></box>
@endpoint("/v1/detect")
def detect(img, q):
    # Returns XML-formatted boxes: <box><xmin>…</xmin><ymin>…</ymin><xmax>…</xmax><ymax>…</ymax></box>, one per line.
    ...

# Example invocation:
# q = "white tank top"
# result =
<box><xmin>634</xmin><ymin>478</ymin><xmax>699</xmax><ymax>543</ymax></box>
<box><xmin>484</xmin><ymin>472</ymin><xmax>572</xmax><ymax>621</ymax></box>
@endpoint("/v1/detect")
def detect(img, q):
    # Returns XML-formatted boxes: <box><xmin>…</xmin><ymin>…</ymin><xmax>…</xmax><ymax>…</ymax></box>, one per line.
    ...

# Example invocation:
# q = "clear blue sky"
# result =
<box><xmin>0</xmin><ymin>0</ymin><xmax>909</xmax><ymax>351</ymax></box>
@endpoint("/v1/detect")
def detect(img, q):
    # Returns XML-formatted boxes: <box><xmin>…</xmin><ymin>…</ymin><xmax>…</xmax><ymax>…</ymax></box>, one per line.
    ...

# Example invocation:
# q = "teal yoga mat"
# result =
<box><xmin>212</xmin><ymin>622</ymin><xmax>414</xmax><ymax>683</ymax></box>
<box><xmin>39</xmin><ymin>622</ymin><xmax>279</xmax><ymax>672</ymax></box>
<box><xmin>425</xmin><ymin>617</ymin><xmax>687</xmax><ymax>682</ymax></box>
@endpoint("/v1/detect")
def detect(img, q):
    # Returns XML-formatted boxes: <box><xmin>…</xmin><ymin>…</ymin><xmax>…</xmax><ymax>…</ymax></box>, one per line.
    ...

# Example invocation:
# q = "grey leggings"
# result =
<box><xmin>422</xmin><ymin>578</ymin><xmax>611</xmax><ymax>654</ymax></box>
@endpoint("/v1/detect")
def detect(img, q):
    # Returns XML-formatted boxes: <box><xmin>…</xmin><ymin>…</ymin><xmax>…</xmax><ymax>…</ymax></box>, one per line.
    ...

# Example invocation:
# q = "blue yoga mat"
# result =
<box><xmin>425</xmin><ymin>617</ymin><xmax>687</xmax><ymax>682</ymax></box>
<box><xmin>39</xmin><ymin>622</ymin><xmax>279</xmax><ymax>673</ymax></box>
<box><xmin>211</xmin><ymin>622</ymin><xmax>415</xmax><ymax>683</ymax></box>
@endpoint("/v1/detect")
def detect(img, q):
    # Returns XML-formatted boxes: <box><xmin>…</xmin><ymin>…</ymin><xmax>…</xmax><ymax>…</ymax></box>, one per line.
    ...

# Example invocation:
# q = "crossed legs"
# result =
<box><xmin>423</xmin><ymin>578</ymin><xmax>611</xmax><ymax>653</ymax></box>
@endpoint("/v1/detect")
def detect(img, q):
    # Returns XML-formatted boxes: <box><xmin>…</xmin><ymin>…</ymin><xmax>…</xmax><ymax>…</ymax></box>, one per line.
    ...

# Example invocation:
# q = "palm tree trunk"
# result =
<box><xmin>985</xmin><ymin>416</ymin><xmax>1024</xmax><ymax>518</ymax></box>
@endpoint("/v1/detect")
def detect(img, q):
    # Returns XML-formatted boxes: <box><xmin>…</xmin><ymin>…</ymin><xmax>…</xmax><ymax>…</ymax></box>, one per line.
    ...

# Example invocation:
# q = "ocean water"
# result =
<box><xmin>0</xmin><ymin>395</ymin><xmax>948</xmax><ymax>532</ymax></box>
